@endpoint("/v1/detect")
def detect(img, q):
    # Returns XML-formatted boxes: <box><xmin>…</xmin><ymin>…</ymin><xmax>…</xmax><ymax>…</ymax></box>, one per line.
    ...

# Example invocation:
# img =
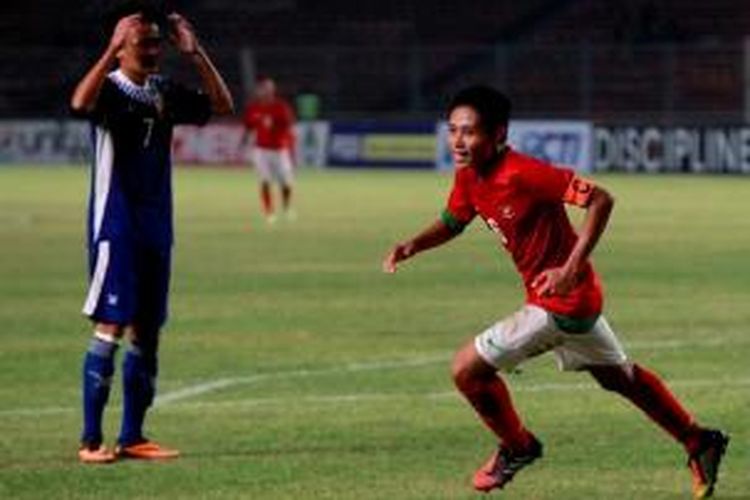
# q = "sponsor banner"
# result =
<box><xmin>172</xmin><ymin>123</ymin><xmax>250</xmax><ymax>165</ymax></box>
<box><xmin>436</xmin><ymin>120</ymin><xmax>592</xmax><ymax>172</ymax></box>
<box><xmin>594</xmin><ymin>126</ymin><xmax>750</xmax><ymax>173</ymax></box>
<box><xmin>327</xmin><ymin>122</ymin><xmax>436</xmax><ymax>168</ymax></box>
<box><xmin>0</xmin><ymin>120</ymin><xmax>89</xmax><ymax>163</ymax></box>
<box><xmin>0</xmin><ymin>120</ymin><xmax>330</xmax><ymax>167</ymax></box>
<box><xmin>170</xmin><ymin>121</ymin><xmax>330</xmax><ymax>166</ymax></box>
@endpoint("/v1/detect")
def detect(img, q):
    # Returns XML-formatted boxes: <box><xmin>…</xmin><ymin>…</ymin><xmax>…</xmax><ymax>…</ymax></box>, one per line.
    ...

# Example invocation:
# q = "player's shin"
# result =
<box><xmin>455</xmin><ymin>372</ymin><xmax>533</xmax><ymax>452</ymax></box>
<box><xmin>592</xmin><ymin>363</ymin><xmax>701</xmax><ymax>452</ymax></box>
<box><xmin>260</xmin><ymin>183</ymin><xmax>273</xmax><ymax>215</ymax></box>
<box><xmin>118</xmin><ymin>339</ymin><xmax>158</xmax><ymax>445</ymax></box>
<box><xmin>81</xmin><ymin>331</ymin><xmax>119</xmax><ymax>446</ymax></box>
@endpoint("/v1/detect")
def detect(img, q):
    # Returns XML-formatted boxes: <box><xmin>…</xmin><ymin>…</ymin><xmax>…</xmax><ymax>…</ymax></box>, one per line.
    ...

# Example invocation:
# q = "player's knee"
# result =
<box><xmin>451</xmin><ymin>345</ymin><xmax>492</xmax><ymax>393</ymax></box>
<box><xmin>130</xmin><ymin>326</ymin><xmax>160</xmax><ymax>358</ymax></box>
<box><xmin>590</xmin><ymin>363</ymin><xmax>635</xmax><ymax>394</ymax></box>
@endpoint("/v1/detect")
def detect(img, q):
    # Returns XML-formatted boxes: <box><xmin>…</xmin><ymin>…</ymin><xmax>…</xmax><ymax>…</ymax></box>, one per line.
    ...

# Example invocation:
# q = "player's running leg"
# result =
<box><xmin>278</xmin><ymin>149</ymin><xmax>295</xmax><ymax>220</ymax></box>
<box><xmin>452</xmin><ymin>342</ymin><xmax>541</xmax><ymax>491</ymax></box>
<box><xmin>253</xmin><ymin>149</ymin><xmax>276</xmax><ymax>224</ymax></box>
<box><xmin>588</xmin><ymin>363</ymin><xmax>729</xmax><ymax>498</ymax></box>
<box><xmin>281</xmin><ymin>184</ymin><xmax>294</xmax><ymax>219</ymax></box>
<box><xmin>79</xmin><ymin>327</ymin><xmax>120</xmax><ymax>463</ymax></box>
<box><xmin>260</xmin><ymin>181</ymin><xmax>275</xmax><ymax>223</ymax></box>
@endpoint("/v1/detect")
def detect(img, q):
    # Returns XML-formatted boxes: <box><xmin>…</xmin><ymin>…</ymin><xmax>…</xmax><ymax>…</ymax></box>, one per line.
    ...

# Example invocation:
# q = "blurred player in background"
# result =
<box><xmin>70</xmin><ymin>1</ymin><xmax>233</xmax><ymax>463</ymax></box>
<box><xmin>383</xmin><ymin>86</ymin><xmax>728</xmax><ymax>498</ymax></box>
<box><xmin>242</xmin><ymin>76</ymin><xmax>297</xmax><ymax>224</ymax></box>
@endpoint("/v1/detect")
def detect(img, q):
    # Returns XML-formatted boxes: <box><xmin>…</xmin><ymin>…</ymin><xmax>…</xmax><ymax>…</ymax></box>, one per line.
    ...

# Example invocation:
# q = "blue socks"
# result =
<box><xmin>118</xmin><ymin>342</ymin><xmax>158</xmax><ymax>446</ymax></box>
<box><xmin>81</xmin><ymin>332</ymin><xmax>118</xmax><ymax>446</ymax></box>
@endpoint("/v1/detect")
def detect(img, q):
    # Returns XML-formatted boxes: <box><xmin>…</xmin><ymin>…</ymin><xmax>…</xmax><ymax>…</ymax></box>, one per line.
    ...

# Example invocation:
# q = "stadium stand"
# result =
<box><xmin>1</xmin><ymin>0</ymin><xmax>747</xmax><ymax>121</ymax></box>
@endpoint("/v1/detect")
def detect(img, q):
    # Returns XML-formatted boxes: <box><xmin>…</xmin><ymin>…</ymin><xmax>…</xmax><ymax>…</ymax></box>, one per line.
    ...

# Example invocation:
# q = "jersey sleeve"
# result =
<box><xmin>70</xmin><ymin>79</ymin><xmax>120</xmax><ymax>125</ymax></box>
<box><xmin>518</xmin><ymin>157</ymin><xmax>596</xmax><ymax>207</ymax></box>
<box><xmin>441</xmin><ymin>169</ymin><xmax>476</xmax><ymax>233</ymax></box>
<box><xmin>164</xmin><ymin>81</ymin><xmax>212</xmax><ymax>126</ymax></box>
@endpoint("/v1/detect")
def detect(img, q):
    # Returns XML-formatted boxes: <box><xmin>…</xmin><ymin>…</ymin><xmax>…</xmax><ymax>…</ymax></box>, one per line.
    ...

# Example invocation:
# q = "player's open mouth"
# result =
<box><xmin>453</xmin><ymin>151</ymin><xmax>470</xmax><ymax>163</ymax></box>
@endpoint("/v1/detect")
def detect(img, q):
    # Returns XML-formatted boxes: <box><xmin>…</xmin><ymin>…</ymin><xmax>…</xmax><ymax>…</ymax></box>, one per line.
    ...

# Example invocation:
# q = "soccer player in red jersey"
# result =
<box><xmin>383</xmin><ymin>86</ymin><xmax>728</xmax><ymax>498</ymax></box>
<box><xmin>242</xmin><ymin>76</ymin><xmax>297</xmax><ymax>223</ymax></box>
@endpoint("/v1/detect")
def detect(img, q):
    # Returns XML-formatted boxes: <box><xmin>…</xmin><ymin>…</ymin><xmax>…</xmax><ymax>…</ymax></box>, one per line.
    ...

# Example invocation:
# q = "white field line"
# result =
<box><xmin>146</xmin><ymin>376</ymin><xmax>750</xmax><ymax>413</ymax></box>
<box><xmin>0</xmin><ymin>337</ymin><xmax>747</xmax><ymax>418</ymax></box>
<box><xmin>154</xmin><ymin>336</ymin><xmax>746</xmax><ymax>406</ymax></box>
<box><xmin>2</xmin><ymin>376</ymin><xmax>749</xmax><ymax>418</ymax></box>
<box><xmin>153</xmin><ymin>354</ymin><xmax>450</xmax><ymax>405</ymax></box>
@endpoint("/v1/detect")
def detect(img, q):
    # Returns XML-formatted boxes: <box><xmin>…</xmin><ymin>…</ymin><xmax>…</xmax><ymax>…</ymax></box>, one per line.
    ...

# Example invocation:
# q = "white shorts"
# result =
<box><xmin>253</xmin><ymin>147</ymin><xmax>294</xmax><ymax>185</ymax></box>
<box><xmin>474</xmin><ymin>304</ymin><xmax>628</xmax><ymax>372</ymax></box>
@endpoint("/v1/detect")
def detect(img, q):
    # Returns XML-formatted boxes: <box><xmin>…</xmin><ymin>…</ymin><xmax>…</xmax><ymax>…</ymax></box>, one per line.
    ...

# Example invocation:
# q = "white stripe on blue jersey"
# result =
<box><xmin>92</xmin><ymin>126</ymin><xmax>114</xmax><ymax>241</ymax></box>
<box><xmin>82</xmin><ymin>240</ymin><xmax>110</xmax><ymax>316</ymax></box>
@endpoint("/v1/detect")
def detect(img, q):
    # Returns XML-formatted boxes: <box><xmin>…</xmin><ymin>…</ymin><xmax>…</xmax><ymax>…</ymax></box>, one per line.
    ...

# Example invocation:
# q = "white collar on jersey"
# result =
<box><xmin>108</xmin><ymin>69</ymin><xmax>164</xmax><ymax>106</ymax></box>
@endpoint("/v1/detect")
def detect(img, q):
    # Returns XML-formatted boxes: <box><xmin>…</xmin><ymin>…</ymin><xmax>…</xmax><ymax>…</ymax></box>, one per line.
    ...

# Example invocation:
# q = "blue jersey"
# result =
<box><xmin>79</xmin><ymin>70</ymin><xmax>211</xmax><ymax>325</ymax></box>
<box><xmin>85</xmin><ymin>69</ymin><xmax>211</xmax><ymax>250</ymax></box>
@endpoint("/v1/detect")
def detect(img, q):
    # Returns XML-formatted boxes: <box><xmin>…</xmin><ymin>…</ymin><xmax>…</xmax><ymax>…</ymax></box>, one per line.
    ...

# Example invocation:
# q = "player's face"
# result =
<box><xmin>118</xmin><ymin>21</ymin><xmax>163</xmax><ymax>81</ymax></box>
<box><xmin>255</xmin><ymin>80</ymin><xmax>276</xmax><ymax>102</ymax></box>
<box><xmin>448</xmin><ymin>106</ymin><xmax>499</xmax><ymax>169</ymax></box>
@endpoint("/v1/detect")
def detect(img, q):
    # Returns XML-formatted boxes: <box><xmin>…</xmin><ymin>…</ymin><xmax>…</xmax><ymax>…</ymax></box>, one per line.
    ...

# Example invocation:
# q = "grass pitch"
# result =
<box><xmin>0</xmin><ymin>166</ymin><xmax>748</xmax><ymax>499</ymax></box>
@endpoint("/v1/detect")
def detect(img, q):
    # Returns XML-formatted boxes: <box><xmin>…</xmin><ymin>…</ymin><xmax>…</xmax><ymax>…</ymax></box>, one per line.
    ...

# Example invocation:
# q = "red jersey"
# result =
<box><xmin>242</xmin><ymin>98</ymin><xmax>295</xmax><ymax>150</ymax></box>
<box><xmin>443</xmin><ymin>148</ymin><xmax>603</xmax><ymax>318</ymax></box>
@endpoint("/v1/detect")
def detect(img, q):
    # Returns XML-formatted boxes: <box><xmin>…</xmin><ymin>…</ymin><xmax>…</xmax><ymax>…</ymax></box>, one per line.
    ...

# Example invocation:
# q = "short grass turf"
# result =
<box><xmin>0</xmin><ymin>166</ymin><xmax>748</xmax><ymax>499</ymax></box>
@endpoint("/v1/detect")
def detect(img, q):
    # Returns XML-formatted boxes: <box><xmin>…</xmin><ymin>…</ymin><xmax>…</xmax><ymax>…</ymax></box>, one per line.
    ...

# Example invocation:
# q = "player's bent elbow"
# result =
<box><xmin>69</xmin><ymin>98</ymin><xmax>93</xmax><ymax>116</ymax></box>
<box><xmin>593</xmin><ymin>187</ymin><xmax>615</xmax><ymax>211</ymax></box>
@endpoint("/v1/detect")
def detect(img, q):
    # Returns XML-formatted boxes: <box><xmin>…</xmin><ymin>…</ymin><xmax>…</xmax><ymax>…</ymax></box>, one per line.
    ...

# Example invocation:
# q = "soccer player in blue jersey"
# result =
<box><xmin>70</xmin><ymin>2</ymin><xmax>233</xmax><ymax>463</ymax></box>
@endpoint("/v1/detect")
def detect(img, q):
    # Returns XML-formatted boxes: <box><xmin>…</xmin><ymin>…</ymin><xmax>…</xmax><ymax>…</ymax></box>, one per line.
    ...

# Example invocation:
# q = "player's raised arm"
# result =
<box><xmin>169</xmin><ymin>13</ymin><xmax>234</xmax><ymax>116</ymax></box>
<box><xmin>382</xmin><ymin>218</ymin><xmax>460</xmax><ymax>274</ymax></box>
<box><xmin>70</xmin><ymin>14</ymin><xmax>141</xmax><ymax>113</ymax></box>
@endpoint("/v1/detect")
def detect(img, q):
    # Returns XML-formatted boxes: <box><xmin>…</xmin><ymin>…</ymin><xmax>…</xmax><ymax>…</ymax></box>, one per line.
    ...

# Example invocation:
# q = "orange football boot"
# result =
<box><xmin>78</xmin><ymin>444</ymin><xmax>116</xmax><ymax>464</ymax></box>
<box><xmin>115</xmin><ymin>440</ymin><xmax>180</xmax><ymax>460</ymax></box>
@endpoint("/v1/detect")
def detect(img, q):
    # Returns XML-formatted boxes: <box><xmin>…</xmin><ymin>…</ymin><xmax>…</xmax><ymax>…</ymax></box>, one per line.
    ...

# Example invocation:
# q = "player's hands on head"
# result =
<box><xmin>168</xmin><ymin>13</ymin><xmax>199</xmax><ymax>54</ymax></box>
<box><xmin>109</xmin><ymin>14</ymin><xmax>142</xmax><ymax>52</ymax></box>
<box><xmin>383</xmin><ymin>242</ymin><xmax>414</xmax><ymax>274</ymax></box>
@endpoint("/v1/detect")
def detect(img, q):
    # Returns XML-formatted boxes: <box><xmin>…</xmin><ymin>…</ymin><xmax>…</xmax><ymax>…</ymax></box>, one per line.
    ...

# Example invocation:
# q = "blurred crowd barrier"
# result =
<box><xmin>1</xmin><ymin>42</ymin><xmax>747</xmax><ymax>124</ymax></box>
<box><xmin>4</xmin><ymin>118</ymin><xmax>750</xmax><ymax>174</ymax></box>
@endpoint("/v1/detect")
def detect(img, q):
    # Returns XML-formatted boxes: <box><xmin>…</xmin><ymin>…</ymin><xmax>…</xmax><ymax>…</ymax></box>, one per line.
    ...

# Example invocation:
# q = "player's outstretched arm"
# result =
<box><xmin>533</xmin><ymin>185</ymin><xmax>614</xmax><ymax>296</ymax></box>
<box><xmin>383</xmin><ymin>219</ymin><xmax>459</xmax><ymax>273</ymax></box>
<box><xmin>70</xmin><ymin>14</ymin><xmax>141</xmax><ymax>113</ymax></box>
<box><xmin>169</xmin><ymin>13</ymin><xmax>234</xmax><ymax>116</ymax></box>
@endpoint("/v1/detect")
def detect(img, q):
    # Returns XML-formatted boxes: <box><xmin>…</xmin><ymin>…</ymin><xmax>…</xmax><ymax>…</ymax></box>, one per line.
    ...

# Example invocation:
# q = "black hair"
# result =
<box><xmin>447</xmin><ymin>85</ymin><xmax>511</xmax><ymax>135</ymax></box>
<box><xmin>103</xmin><ymin>0</ymin><xmax>168</xmax><ymax>38</ymax></box>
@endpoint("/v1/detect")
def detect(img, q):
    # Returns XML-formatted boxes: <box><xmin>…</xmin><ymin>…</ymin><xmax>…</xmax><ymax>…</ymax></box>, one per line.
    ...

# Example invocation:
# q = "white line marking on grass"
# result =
<box><xmin>155</xmin><ymin>336</ymin><xmax>746</xmax><ymax>406</ymax></box>
<box><xmin>1</xmin><ymin>338</ymin><xmax>746</xmax><ymax>418</ymax></box>
<box><xmin>142</xmin><ymin>376</ymin><xmax>750</xmax><ymax>412</ymax></box>
<box><xmin>4</xmin><ymin>376</ymin><xmax>749</xmax><ymax>418</ymax></box>
<box><xmin>154</xmin><ymin>354</ymin><xmax>449</xmax><ymax>405</ymax></box>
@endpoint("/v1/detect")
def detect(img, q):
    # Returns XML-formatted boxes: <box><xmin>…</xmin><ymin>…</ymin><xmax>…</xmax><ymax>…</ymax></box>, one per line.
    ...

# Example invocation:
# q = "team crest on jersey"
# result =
<box><xmin>499</xmin><ymin>204</ymin><xmax>515</xmax><ymax>220</ymax></box>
